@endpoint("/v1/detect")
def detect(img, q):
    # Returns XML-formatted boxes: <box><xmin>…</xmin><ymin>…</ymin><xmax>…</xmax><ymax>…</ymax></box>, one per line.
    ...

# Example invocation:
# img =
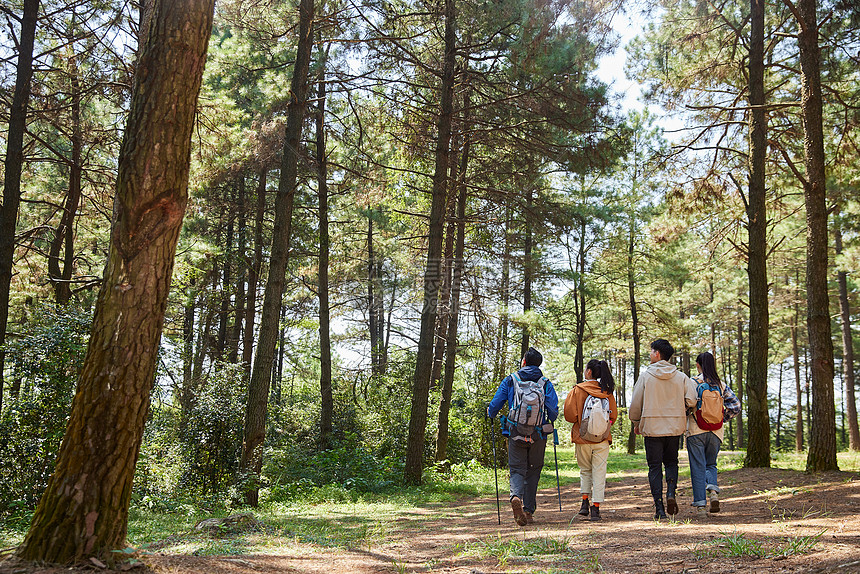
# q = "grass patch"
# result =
<box><xmin>458</xmin><ymin>534</ymin><xmax>600</xmax><ymax>571</ymax></box>
<box><xmin>692</xmin><ymin>529</ymin><xmax>825</xmax><ymax>560</ymax></box>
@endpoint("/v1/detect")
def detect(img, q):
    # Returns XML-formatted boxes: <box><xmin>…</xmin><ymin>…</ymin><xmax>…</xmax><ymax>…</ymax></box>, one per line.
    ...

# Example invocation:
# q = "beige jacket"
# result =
<box><xmin>629</xmin><ymin>360</ymin><xmax>697</xmax><ymax>437</ymax></box>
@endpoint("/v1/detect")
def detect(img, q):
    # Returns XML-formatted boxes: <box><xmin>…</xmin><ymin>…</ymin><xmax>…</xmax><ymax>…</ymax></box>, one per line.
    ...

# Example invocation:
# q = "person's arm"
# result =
<box><xmin>487</xmin><ymin>376</ymin><xmax>511</xmax><ymax>418</ymax></box>
<box><xmin>544</xmin><ymin>380</ymin><xmax>559</xmax><ymax>423</ymax></box>
<box><xmin>629</xmin><ymin>375</ymin><xmax>644</xmax><ymax>427</ymax></box>
<box><xmin>608</xmin><ymin>394</ymin><xmax>619</xmax><ymax>425</ymax></box>
<box><xmin>684</xmin><ymin>375</ymin><xmax>698</xmax><ymax>408</ymax></box>
<box><xmin>722</xmin><ymin>384</ymin><xmax>741</xmax><ymax>421</ymax></box>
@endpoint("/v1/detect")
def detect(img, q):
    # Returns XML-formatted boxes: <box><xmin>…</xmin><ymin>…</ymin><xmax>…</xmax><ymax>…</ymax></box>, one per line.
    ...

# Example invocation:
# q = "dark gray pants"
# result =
<box><xmin>644</xmin><ymin>435</ymin><xmax>680</xmax><ymax>502</ymax></box>
<box><xmin>508</xmin><ymin>433</ymin><xmax>546</xmax><ymax>514</ymax></box>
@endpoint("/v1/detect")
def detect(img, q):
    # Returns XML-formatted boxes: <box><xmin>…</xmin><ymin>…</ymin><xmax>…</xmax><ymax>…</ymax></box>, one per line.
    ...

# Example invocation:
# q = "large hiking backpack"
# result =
<box><xmin>506</xmin><ymin>372</ymin><xmax>547</xmax><ymax>438</ymax></box>
<box><xmin>580</xmin><ymin>394</ymin><xmax>611</xmax><ymax>442</ymax></box>
<box><xmin>695</xmin><ymin>379</ymin><xmax>724</xmax><ymax>431</ymax></box>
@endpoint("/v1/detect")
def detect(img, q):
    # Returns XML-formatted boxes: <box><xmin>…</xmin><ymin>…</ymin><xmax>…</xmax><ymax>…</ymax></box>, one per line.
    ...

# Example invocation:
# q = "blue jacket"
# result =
<box><xmin>488</xmin><ymin>365</ymin><xmax>559</xmax><ymax>436</ymax></box>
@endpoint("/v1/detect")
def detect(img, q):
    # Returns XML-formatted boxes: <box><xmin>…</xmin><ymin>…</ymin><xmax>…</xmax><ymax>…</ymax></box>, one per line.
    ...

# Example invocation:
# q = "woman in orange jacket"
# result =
<box><xmin>564</xmin><ymin>359</ymin><xmax>617</xmax><ymax>521</ymax></box>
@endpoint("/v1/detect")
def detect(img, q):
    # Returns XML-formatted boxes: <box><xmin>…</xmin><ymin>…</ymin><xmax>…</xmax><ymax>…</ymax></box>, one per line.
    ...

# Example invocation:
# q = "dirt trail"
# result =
<box><xmin>3</xmin><ymin>460</ymin><xmax>860</xmax><ymax>573</ymax></box>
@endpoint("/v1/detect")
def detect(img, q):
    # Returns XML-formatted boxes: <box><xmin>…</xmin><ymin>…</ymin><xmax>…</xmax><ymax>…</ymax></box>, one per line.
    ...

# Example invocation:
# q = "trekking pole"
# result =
<box><xmin>552</xmin><ymin>428</ymin><xmax>562</xmax><ymax>511</ymax></box>
<box><xmin>490</xmin><ymin>416</ymin><xmax>501</xmax><ymax>525</ymax></box>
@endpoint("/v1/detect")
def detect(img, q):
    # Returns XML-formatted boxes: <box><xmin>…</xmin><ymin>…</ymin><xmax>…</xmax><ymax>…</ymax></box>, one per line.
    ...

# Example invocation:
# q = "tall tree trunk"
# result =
<box><xmin>431</xmin><ymin>216</ymin><xmax>455</xmax><ymax>388</ymax></box>
<box><xmin>835</xmin><ymin>222</ymin><xmax>859</xmax><ymax>450</ymax></box>
<box><xmin>627</xmin><ymin>213</ymin><xmax>640</xmax><ymax>455</ymax></box>
<box><xmin>0</xmin><ymin>0</ymin><xmax>39</xmax><ymax>417</ymax></box>
<box><xmin>736</xmin><ymin>319</ymin><xmax>745</xmax><ymax>448</ymax></box>
<box><xmin>49</xmin><ymin>48</ymin><xmax>82</xmax><ymax>305</ymax></box>
<box><xmin>745</xmin><ymin>0</ymin><xmax>771</xmax><ymax>468</ymax></box>
<box><xmin>229</xmin><ymin>177</ymin><xmax>247</xmax><ymax>364</ymax></box>
<box><xmin>494</xmin><ymin>207</ymin><xmax>512</xmax><ymax>384</ymax></box>
<box><xmin>794</xmin><ymin>0</ymin><xmax>837</xmax><ymax>472</ymax></box>
<box><xmin>367</xmin><ymin>215</ymin><xmax>385</xmax><ymax>376</ymax></box>
<box><xmin>792</xmin><ymin>273</ymin><xmax>804</xmax><ymax>452</ymax></box>
<box><xmin>17</xmin><ymin>0</ymin><xmax>214</xmax><ymax>561</ymax></box>
<box><xmin>437</xmin><ymin>90</ymin><xmax>469</xmax><ymax>463</ymax></box>
<box><xmin>242</xmin><ymin>170</ymin><xmax>266</xmax><ymax>376</ymax></box>
<box><xmin>315</xmin><ymin>58</ymin><xmax>333</xmax><ymax>446</ymax></box>
<box><xmin>776</xmin><ymin>363</ymin><xmax>783</xmax><ymax>449</ymax></box>
<box><xmin>241</xmin><ymin>0</ymin><xmax>315</xmax><ymax>504</ymax></box>
<box><xmin>216</xmin><ymin>207</ymin><xmax>234</xmax><ymax>359</ymax></box>
<box><xmin>520</xmin><ymin>190</ymin><xmax>532</xmax><ymax>359</ymax></box>
<box><xmin>574</xmin><ymin>218</ymin><xmax>586</xmax><ymax>383</ymax></box>
<box><xmin>404</xmin><ymin>0</ymin><xmax>456</xmax><ymax>485</ymax></box>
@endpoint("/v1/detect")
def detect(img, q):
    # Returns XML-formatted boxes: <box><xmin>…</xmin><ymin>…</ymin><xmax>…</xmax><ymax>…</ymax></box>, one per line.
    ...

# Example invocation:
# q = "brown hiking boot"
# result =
<box><xmin>708</xmin><ymin>490</ymin><xmax>720</xmax><ymax>513</ymax></box>
<box><xmin>666</xmin><ymin>497</ymin><xmax>679</xmax><ymax>516</ymax></box>
<box><xmin>524</xmin><ymin>511</ymin><xmax>534</xmax><ymax>524</ymax></box>
<box><xmin>511</xmin><ymin>496</ymin><xmax>528</xmax><ymax>526</ymax></box>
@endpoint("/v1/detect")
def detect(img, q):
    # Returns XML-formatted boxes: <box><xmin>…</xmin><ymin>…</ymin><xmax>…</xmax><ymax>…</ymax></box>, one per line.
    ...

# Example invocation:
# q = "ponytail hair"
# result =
<box><xmin>586</xmin><ymin>358</ymin><xmax>615</xmax><ymax>394</ymax></box>
<box><xmin>695</xmin><ymin>352</ymin><xmax>722</xmax><ymax>387</ymax></box>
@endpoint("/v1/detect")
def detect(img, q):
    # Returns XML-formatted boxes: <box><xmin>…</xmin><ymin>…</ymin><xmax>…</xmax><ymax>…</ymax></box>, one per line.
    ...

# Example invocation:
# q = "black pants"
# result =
<box><xmin>644</xmin><ymin>435</ymin><xmax>680</xmax><ymax>502</ymax></box>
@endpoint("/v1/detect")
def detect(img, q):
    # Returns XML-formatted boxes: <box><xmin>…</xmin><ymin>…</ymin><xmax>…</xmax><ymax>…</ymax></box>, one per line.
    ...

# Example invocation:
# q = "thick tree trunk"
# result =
<box><xmin>437</xmin><ymin>93</ymin><xmax>470</xmax><ymax>463</ymax></box>
<box><xmin>240</xmin><ymin>0</ymin><xmax>315</xmax><ymax>504</ymax></box>
<box><xmin>404</xmin><ymin>0</ymin><xmax>456</xmax><ymax>485</ymax></box>
<box><xmin>835</xmin><ymin>224</ymin><xmax>859</xmax><ymax>450</ymax></box>
<box><xmin>17</xmin><ymin>0</ymin><xmax>214</xmax><ymax>562</ymax></box>
<box><xmin>242</xmin><ymin>170</ymin><xmax>266</xmax><ymax>375</ymax></box>
<box><xmin>794</xmin><ymin>0</ymin><xmax>837</xmax><ymax>472</ymax></box>
<box><xmin>315</xmin><ymin>60</ymin><xmax>333</xmax><ymax>446</ymax></box>
<box><xmin>745</xmin><ymin>0</ymin><xmax>771</xmax><ymax>468</ymax></box>
<box><xmin>0</xmin><ymin>0</ymin><xmax>39</xmax><ymax>417</ymax></box>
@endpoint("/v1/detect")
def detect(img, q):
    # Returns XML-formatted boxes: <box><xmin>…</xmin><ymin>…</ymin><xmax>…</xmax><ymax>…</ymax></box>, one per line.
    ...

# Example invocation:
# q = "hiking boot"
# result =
<box><xmin>578</xmin><ymin>498</ymin><xmax>590</xmax><ymax>517</ymax></box>
<box><xmin>654</xmin><ymin>500</ymin><xmax>667</xmax><ymax>520</ymax></box>
<box><xmin>590</xmin><ymin>505</ymin><xmax>602</xmax><ymax>521</ymax></box>
<box><xmin>524</xmin><ymin>511</ymin><xmax>534</xmax><ymax>524</ymax></box>
<box><xmin>696</xmin><ymin>505</ymin><xmax>708</xmax><ymax>518</ymax></box>
<box><xmin>511</xmin><ymin>496</ymin><xmax>528</xmax><ymax>526</ymax></box>
<box><xmin>666</xmin><ymin>496</ymin><xmax>679</xmax><ymax>516</ymax></box>
<box><xmin>708</xmin><ymin>490</ymin><xmax>720</xmax><ymax>513</ymax></box>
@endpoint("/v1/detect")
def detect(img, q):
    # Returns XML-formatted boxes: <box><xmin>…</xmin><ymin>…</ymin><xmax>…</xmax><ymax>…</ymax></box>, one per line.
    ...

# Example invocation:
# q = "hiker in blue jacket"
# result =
<box><xmin>487</xmin><ymin>347</ymin><xmax>559</xmax><ymax>526</ymax></box>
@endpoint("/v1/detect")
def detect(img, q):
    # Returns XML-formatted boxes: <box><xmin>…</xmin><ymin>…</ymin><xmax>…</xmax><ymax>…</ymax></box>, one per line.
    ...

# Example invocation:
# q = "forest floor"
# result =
<box><xmin>2</xmin><ymin>450</ymin><xmax>860</xmax><ymax>573</ymax></box>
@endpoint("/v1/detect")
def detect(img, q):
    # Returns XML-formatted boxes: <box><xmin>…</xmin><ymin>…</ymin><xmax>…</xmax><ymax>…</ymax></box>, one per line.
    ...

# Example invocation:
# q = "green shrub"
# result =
<box><xmin>0</xmin><ymin>304</ymin><xmax>90</xmax><ymax>518</ymax></box>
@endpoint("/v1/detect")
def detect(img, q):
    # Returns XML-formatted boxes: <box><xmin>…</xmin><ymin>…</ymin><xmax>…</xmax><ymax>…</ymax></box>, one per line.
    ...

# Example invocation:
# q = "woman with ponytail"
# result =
<box><xmin>686</xmin><ymin>351</ymin><xmax>740</xmax><ymax>517</ymax></box>
<box><xmin>563</xmin><ymin>359</ymin><xmax>617</xmax><ymax>521</ymax></box>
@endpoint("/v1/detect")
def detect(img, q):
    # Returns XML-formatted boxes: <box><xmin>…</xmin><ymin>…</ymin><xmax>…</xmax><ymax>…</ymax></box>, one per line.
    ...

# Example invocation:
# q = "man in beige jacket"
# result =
<box><xmin>629</xmin><ymin>339</ymin><xmax>697</xmax><ymax>519</ymax></box>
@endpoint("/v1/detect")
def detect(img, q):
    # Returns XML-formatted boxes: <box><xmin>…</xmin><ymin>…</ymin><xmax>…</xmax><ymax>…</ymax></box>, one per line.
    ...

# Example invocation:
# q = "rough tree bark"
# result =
<box><xmin>240</xmin><ymin>0</ymin><xmax>315</xmax><ymax>505</ymax></box>
<box><xmin>404</xmin><ymin>0</ymin><xmax>456</xmax><ymax>485</ymax></box>
<box><xmin>792</xmin><ymin>0</ymin><xmax>837</xmax><ymax>471</ymax></box>
<box><xmin>744</xmin><ymin>0</ymin><xmax>771</xmax><ymax>468</ymax></box>
<box><xmin>17</xmin><ymin>0</ymin><xmax>214</xmax><ymax>562</ymax></box>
